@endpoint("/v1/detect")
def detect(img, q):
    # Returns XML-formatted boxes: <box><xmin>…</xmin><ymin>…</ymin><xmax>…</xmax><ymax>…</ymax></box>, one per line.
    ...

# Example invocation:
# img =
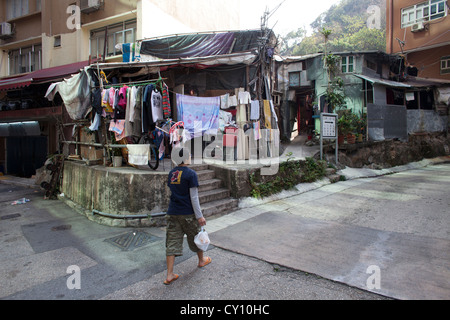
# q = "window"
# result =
<box><xmin>441</xmin><ymin>56</ymin><xmax>450</xmax><ymax>74</ymax></box>
<box><xmin>6</xmin><ymin>0</ymin><xmax>29</xmax><ymax>20</ymax></box>
<box><xmin>8</xmin><ymin>44</ymin><xmax>42</xmax><ymax>75</ymax></box>
<box><xmin>54</xmin><ymin>36</ymin><xmax>61</xmax><ymax>48</ymax></box>
<box><xmin>401</xmin><ymin>0</ymin><xmax>447</xmax><ymax>28</ymax></box>
<box><xmin>90</xmin><ymin>20</ymin><xmax>137</xmax><ymax>58</ymax></box>
<box><xmin>341</xmin><ymin>56</ymin><xmax>354</xmax><ymax>73</ymax></box>
<box><xmin>289</xmin><ymin>72</ymin><xmax>301</xmax><ymax>87</ymax></box>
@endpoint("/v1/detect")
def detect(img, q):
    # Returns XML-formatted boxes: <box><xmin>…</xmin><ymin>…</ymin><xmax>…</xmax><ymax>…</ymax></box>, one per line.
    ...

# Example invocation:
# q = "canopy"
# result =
<box><xmin>0</xmin><ymin>61</ymin><xmax>89</xmax><ymax>91</ymax></box>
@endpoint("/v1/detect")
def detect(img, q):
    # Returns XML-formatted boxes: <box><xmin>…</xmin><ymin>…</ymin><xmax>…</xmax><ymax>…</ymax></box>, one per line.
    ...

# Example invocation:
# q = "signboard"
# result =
<box><xmin>322</xmin><ymin>114</ymin><xmax>337</xmax><ymax>138</ymax></box>
<box><xmin>320</xmin><ymin>113</ymin><xmax>338</xmax><ymax>165</ymax></box>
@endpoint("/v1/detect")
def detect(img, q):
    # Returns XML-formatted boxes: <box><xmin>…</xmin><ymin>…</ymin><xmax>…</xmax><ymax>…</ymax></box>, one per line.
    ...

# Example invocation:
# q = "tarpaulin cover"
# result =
<box><xmin>140</xmin><ymin>30</ymin><xmax>262</xmax><ymax>59</ymax></box>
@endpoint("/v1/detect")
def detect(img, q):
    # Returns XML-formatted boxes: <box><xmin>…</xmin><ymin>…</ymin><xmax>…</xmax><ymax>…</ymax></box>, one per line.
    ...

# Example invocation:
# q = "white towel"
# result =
<box><xmin>127</xmin><ymin>144</ymin><xmax>150</xmax><ymax>165</ymax></box>
<box><xmin>250</xmin><ymin>100</ymin><xmax>260</xmax><ymax>120</ymax></box>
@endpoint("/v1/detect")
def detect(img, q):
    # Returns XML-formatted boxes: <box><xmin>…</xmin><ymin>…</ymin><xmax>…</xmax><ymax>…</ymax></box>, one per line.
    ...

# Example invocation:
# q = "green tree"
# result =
<box><xmin>281</xmin><ymin>0</ymin><xmax>386</xmax><ymax>55</ymax></box>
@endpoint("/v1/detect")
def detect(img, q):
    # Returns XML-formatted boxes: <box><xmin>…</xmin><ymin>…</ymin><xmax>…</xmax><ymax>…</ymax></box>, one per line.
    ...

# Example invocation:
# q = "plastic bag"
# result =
<box><xmin>194</xmin><ymin>227</ymin><xmax>210</xmax><ymax>251</ymax></box>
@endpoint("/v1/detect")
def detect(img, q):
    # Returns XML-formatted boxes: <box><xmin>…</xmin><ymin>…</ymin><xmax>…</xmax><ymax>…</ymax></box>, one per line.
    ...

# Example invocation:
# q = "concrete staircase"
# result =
<box><xmin>190</xmin><ymin>164</ymin><xmax>239</xmax><ymax>218</ymax></box>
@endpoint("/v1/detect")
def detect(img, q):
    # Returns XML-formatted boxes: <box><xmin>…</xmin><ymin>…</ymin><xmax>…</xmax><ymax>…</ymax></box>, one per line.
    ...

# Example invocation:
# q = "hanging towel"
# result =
<box><xmin>263</xmin><ymin>100</ymin><xmax>272</xmax><ymax>129</ymax></box>
<box><xmin>253</xmin><ymin>121</ymin><xmax>261</xmax><ymax>140</ymax></box>
<box><xmin>229</xmin><ymin>95</ymin><xmax>238</xmax><ymax>107</ymax></box>
<box><xmin>109</xmin><ymin>120</ymin><xmax>126</xmax><ymax>140</ymax></box>
<box><xmin>176</xmin><ymin>94</ymin><xmax>220</xmax><ymax>139</ymax></box>
<box><xmin>250</xmin><ymin>100</ymin><xmax>260</xmax><ymax>120</ymax></box>
<box><xmin>127</xmin><ymin>144</ymin><xmax>150</xmax><ymax>166</ymax></box>
<box><xmin>220</xmin><ymin>93</ymin><xmax>230</xmax><ymax>109</ymax></box>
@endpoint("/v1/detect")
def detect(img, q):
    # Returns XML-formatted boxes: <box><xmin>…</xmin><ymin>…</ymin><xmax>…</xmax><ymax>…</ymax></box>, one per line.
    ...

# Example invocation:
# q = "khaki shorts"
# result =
<box><xmin>166</xmin><ymin>214</ymin><xmax>201</xmax><ymax>256</ymax></box>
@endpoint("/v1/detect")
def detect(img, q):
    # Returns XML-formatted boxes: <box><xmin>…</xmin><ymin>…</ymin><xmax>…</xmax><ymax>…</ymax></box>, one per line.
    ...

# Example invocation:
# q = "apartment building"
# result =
<box><xmin>0</xmin><ymin>0</ymin><xmax>241</xmax><ymax>77</ymax></box>
<box><xmin>386</xmin><ymin>0</ymin><xmax>450</xmax><ymax>80</ymax></box>
<box><xmin>0</xmin><ymin>0</ymin><xmax>241</xmax><ymax>177</ymax></box>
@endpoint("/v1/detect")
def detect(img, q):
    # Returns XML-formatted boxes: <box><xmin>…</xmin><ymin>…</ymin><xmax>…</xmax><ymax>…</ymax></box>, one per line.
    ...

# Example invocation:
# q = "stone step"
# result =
<box><xmin>196</xmin><ymin>169</ymin><xmax>216</xmax><ymax>181</ymax></box>
<box><xmin>198</xmin><ymin>178</ymin><xmax>223</xmax><ymax>192</ymax></box>
<box><xmin>190</xmin><ymin>164</ymin><xmax>210</xmax><ymax>172</ymax></box>
<box><xmin>199</xmin><ymin>188</ymin><xmax>230</xmax><ymax>204</ymax></box>
<box><xmin>202</xmin><ymin>198</ymin><xmax>239</xmax><ymax>218</ymax></box>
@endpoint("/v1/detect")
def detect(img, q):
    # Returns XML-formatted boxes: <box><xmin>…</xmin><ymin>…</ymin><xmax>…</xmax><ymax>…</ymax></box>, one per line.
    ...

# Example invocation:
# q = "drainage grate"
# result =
<box><xmin>104</xmin><ymin>230</ymin><xmax>160</xmax><ymax>251</ymax></box>
<box><xmin>1</xmin><ymin>213</ymin><xmax>21</xmax><ymax>220</ymax></box>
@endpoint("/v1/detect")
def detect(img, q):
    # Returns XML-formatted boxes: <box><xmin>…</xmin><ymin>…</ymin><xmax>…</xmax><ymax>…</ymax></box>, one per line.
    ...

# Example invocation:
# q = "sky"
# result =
<box><xmin>240</xmin><ymin>0</ymin><xmax>342</xmax><ymax>36</ymax></box>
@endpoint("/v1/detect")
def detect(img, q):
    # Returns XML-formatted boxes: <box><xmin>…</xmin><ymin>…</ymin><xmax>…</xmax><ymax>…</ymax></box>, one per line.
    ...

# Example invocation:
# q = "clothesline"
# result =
<box><xmin>98</xmin><ymin>78</ymin><xmax>168</xmax><ymax>89</ymax></box>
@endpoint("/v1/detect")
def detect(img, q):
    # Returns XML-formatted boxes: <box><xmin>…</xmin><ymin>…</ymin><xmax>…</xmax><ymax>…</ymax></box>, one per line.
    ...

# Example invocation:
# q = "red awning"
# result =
<box><xmin>0</xmin><ymin>60</ymin><xmax>89</xmax><ymax>91</ymax></box>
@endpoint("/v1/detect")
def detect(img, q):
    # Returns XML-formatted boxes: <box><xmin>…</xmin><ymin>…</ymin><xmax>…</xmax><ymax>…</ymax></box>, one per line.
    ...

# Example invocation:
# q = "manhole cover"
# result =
<box><xmin>104</xmin><ymin>230</ymin><xmax>160</xmax><ymax>251</ymax></box>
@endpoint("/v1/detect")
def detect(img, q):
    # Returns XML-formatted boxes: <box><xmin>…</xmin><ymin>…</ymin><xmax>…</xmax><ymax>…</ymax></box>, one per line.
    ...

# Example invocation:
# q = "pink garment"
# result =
<box><xmin>118</xmin><ymin>86</ymin><xmax>128</xmax><ymax>108</ymax></box>
<box><xmin>109</xmin><ymin>88</ymin><xmax>116</xmax><ymax>107</ymax></box>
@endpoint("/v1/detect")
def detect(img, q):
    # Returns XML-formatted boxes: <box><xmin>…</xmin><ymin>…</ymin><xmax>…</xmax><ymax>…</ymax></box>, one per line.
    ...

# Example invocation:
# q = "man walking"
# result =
<box><xmin>164</xmin><ymin>148</ymin><xmax>211</xmax><ymax>285</ymax></box>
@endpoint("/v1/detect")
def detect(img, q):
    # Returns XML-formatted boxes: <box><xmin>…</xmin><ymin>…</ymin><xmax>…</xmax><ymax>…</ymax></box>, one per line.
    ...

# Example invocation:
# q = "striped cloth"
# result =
<box><xmin>162</xmin><ymin>83</ymin><xmax>171</xmax><ymax>118</ymax></box>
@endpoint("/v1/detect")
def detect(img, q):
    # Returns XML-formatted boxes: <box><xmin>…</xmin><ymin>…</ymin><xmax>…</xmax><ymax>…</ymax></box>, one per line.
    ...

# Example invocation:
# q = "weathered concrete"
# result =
<box><xmin>60</xmin><ymin>161</ymin><xmax>239</xmax><ymax>227</ymax></box>
<box><xmin>61</xmin><ymin>162</ymin><xmax>170</xmax><ymax>227</ymax></box>
<box><xmin>211</xmin><ymin>211</ymin><xmax>450</xmax><ymax>300</ymax></box>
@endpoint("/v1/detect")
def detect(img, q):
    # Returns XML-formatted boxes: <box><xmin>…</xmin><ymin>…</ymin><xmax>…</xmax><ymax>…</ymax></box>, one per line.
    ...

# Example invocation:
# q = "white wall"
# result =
<box><xmin>139</xmin><ymin>0</ymin><xmax>240</xmax><ymax>40</ymax></box>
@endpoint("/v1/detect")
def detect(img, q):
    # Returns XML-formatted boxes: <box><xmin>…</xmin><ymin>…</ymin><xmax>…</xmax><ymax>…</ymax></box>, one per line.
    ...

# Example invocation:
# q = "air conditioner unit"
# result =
<box><xmin>411</xmin><ymin>22</ymin><xmax>425</xmax><ymax>32</ymax></box>
<box><xmin>80</xmin><ymin>0</ymin><xmax>103</xmax><ymax>14</ymax></box>
<box><xmin>0</xmin><ymin>22</ymin><xmax>13</xmax><ymax>39</ymax></box>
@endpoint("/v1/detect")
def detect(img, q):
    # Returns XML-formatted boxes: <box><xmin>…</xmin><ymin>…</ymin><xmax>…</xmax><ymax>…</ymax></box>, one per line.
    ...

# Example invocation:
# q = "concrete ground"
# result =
<box><xmin>1</xmin><ymin>155</ymin><xmax>449</xmax><ymax>303</ymax></box>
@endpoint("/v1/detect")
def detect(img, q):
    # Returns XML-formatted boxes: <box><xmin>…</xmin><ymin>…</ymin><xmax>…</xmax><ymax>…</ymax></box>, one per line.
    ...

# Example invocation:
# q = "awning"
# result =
<box><xmin>353</xmin><ymin>74</ymin><xmax>412</xmax><ymax>88</ymax></box>
<box><xmin>0</xmin><ymin>61</ymin><xmax>89</xmax><ymax>91</ymax></box>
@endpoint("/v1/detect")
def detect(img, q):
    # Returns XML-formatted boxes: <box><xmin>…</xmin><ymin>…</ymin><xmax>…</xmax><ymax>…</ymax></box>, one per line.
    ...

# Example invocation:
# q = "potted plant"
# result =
<box><xmin>356</xmin><ymin>133</ymin><xmax>363</xmax><ymax>143</ymax></box>
<box><xmin>337</xmin><ymin>114</ymin><xmax>352</xmax><ymax>144</ymax></box>
<box><xmin>110</xmin><ymin>133</ymin><xmax>123</xmax><ymax>167</ymax></box>
<box><xmin>347</xmin><ymin>132</ymin><xmax>356</xmax><ymax>144</ymax></box>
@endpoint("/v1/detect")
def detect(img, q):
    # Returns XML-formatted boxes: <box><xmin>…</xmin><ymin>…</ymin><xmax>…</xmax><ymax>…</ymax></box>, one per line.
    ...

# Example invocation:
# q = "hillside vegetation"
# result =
<box><xmin>280</xmin><ymin>0</ymin><xmax>386</xmax><ymax>55</ymax></box>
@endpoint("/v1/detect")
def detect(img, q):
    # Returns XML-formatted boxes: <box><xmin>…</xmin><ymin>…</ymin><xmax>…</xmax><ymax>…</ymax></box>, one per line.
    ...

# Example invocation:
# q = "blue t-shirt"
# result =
<box><xmin>167</xmin><ymin>166</ymin><xmax>199</xmax><ymax>215</ymax></box>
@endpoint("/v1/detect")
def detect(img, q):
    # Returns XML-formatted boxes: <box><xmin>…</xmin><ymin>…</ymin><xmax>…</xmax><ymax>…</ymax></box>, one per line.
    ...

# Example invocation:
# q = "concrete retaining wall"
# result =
<box><xmin>61</xmin><ymin>162</ymin><xmax>171</xmax><ymax>225</ymax></box>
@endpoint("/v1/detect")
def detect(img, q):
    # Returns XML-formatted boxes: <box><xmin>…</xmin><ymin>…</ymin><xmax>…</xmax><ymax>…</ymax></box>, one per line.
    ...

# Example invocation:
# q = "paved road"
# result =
<box><xmin>0</xmin><ymin>161</ymin><xmax>449</xmax><ymax>303</ymax></box>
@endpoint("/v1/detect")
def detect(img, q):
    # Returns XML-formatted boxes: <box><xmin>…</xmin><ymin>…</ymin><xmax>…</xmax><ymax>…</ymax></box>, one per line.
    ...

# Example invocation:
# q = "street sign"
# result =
<box><xmin>322</xmin><ymin>115</ymin><xmax>337</xmax><ymax>138</ymax></box>
<box><xmin>320</xmin><ymin>113</ymin><xmax>338</xmax><ymax>165</ymax></box>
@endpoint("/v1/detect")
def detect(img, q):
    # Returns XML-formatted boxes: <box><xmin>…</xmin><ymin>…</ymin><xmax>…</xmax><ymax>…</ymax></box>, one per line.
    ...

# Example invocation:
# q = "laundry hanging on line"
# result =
<box><xmin>176</xmin><ymin>93</ymin><xmax>220</xmax><ymax>140</ymax></box>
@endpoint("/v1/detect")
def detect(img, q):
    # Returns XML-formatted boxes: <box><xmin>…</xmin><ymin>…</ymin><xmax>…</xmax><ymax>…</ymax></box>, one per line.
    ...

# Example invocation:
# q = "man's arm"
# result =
<box><xmin>190</xmin><ymin>187</ymin><xmax>206</xmax><ymax>226</ymax></box>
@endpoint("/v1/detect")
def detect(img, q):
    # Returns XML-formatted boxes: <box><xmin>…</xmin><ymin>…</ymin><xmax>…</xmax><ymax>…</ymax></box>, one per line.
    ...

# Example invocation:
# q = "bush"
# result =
<box><xmin>249</xmin><ymin>157</ymin><xmax>327</xmax><ymax>199</ymax></box>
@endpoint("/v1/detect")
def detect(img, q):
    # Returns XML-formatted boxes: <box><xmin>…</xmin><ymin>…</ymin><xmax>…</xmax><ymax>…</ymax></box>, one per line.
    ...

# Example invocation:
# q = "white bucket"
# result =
<box><xmin>113</xmin><ymin>156</ymin><xmax>122</xmax><ymax>167</ymax></box>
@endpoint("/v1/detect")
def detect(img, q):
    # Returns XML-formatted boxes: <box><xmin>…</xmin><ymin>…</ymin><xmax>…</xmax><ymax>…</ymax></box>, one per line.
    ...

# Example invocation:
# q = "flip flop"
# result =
<box><xmin>198</xmin><ymin>257</ymin><xmax>212</xmax><ymax>268</ymax></box>
<box><xmin>163</xmin><ymin>274</ymin><xmax>179</xmax><ymax>285</ymax></box>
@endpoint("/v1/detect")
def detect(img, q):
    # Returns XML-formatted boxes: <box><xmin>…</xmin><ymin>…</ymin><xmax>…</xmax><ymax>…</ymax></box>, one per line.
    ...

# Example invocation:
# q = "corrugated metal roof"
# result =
<box><xmin>353</xmin><ymin>74</ymin><xmax>412</xmax><ymax>88</ymax></box>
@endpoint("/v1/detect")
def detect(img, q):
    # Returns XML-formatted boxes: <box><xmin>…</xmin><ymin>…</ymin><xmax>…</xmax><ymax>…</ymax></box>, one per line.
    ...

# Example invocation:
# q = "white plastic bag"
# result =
<box><xmin>194</xmin><ymin>227</ymin><xmax>210</xmax><ymax>251</ymax></box>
